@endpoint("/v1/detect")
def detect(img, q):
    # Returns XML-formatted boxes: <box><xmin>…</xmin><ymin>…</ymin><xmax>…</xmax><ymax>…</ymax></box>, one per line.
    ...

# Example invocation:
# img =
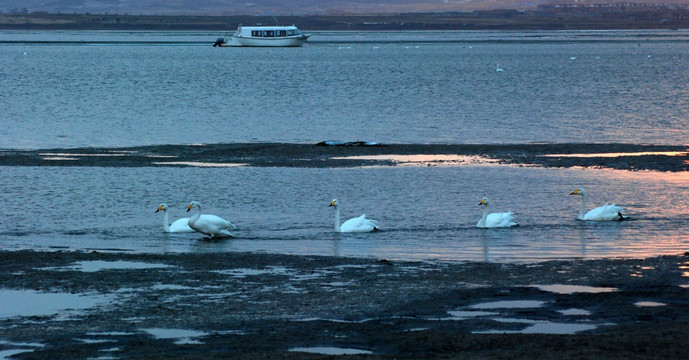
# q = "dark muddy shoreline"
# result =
<box><xmin>1</xmin><ymin>142</ymin><xmax>688</xmax><ymax>171</ymax></box>
<box><xmin>2</xmin><ymin>250</ymin><xmax>689</xmax><ymax>359</ymax></box>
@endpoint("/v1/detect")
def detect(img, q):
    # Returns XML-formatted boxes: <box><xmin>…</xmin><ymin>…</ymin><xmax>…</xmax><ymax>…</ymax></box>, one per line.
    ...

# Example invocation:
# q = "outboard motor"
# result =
<box><xmin>213</xmin><ymin>37</ymin><xmax>225</xmax><ymax>47</ymax></box>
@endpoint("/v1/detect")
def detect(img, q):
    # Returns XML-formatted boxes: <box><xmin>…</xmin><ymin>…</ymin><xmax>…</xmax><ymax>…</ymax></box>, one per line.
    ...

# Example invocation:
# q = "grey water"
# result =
<box><xmin>2</xmin><ymin>30</ymin><xmax>689</xmax><ymax>262</ymax></box>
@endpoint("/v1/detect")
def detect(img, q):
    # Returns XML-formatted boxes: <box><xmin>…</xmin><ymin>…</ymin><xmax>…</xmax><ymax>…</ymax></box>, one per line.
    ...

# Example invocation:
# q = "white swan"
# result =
<box><xmin>496</xmin><ymin>64</ymin><xmax>504</xmax><ymax>72</ymax></box>
<box><xmin>186</xmin><ymin>201</ymin><xmax>237</xmax><ymax>238</ymax></box>
<box><xmin>329</xmin><ymin>199</ymin><xmax>378</xmax><ymax>233</ymax></box>
<box><xmin>570</xmin><ymin>188</ymin><xmax>627</xmax><ymax>221</ymax></box>
<box><xmin>156</xmin><ymin>203</ymin><xmax>194</xmax><ymax>233</ymax></box>
<box><xmin>477</xmin><ymin>197</ymin><xmax>518</xmax><ymax>228</ymax></box>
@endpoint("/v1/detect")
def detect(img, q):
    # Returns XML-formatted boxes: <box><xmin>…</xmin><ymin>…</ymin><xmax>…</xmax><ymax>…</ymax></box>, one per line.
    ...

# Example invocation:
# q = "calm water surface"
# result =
<box><xmin>3</xmin><ymin>30</ymin><xmax>689</xmax><ymax>148</ymax></box>
<box><xmin>1</xmin><ymin>164</ymin><xmax>688</xmax><ymax>262</ymax></box>
<box><xmin>1</xmin><ymin>30</ymin><xmax>688</xmax><ymax>262</ymax></box>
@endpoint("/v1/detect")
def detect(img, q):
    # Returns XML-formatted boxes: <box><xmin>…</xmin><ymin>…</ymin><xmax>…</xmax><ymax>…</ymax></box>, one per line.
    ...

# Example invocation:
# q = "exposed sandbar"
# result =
<box><xmin>1</xmin><ymin>142</ymin><xmax>687</xmax><ymax>171</ymax></box>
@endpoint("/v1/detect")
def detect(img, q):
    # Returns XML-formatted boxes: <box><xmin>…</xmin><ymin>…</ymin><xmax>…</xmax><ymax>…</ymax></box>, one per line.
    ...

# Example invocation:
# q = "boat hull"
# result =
<box><xmin>220</xmin><ymin>35</ymin><xmax>309</xmax><ymax>47</ymax></box>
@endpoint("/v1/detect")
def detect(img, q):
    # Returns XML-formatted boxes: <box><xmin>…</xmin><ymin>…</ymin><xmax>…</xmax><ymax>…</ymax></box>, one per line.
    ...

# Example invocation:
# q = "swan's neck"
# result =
<box><xmin>333</xmin><ymin>206</ymin><xmax>341</xmax><ymax>232</ymax></box>
<box><xmin>189</xmin><ymin>207</ymin><xmax>201</xmax><ymax>227</ymax></box>
<box><xmin>579</xmin><ymin>193</ymin><xmax>587</xmax><ymax>220</ymax></box>
<box><xmin>478</xmin><ymin>206</ymin><xmax>489</xmax><ymax>227</ymax></box>
<box><xmin>162</xmin><ymin>210</ymin><xmax>171</xmax><ymax>232</ymax></box>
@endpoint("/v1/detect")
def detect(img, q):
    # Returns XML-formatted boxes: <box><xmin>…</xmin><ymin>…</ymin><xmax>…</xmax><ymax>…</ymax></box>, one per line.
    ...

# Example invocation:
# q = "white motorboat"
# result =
<box><xmin>213</xmin><ymin>25</ymin><xmax>311</xmax><ymax>47</ymax></box>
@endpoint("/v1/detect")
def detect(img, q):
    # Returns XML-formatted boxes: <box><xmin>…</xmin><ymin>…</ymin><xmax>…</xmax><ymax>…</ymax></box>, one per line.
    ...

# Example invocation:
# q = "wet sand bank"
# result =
<box><xmin>1</xmin><ymin>143</ymin><xmax>687</xmax><ymax>171</ymax></box>
<box><xmin>1</xmin><ymin>250</ymin><xmax>689</xmax><ymax>359</ymax></box>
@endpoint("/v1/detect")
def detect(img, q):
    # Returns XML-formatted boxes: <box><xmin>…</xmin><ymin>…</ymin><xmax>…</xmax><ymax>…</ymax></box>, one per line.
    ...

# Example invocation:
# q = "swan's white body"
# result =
<box><xmin>570</xmin><ymin>188</ymin><xmax>627</xmax><ymax>221</ymax></box>
<box><xmin>186</xmin><ymin>201</ymin><xmax>237</xmax><ymax>238</ymax></box>
<box><xmin>329</xmin><ymin>199</ymin><xmax>378</xmax><ymax>233</ymax></box>
<box><xmin>476</xmin><ymin>197</ymin><xmax>518</xmax><ymax>228</ymax></box>
<box><xmin>156</xmin><ymin>203</ymin><xmax>194</xmax><ymax>233</ymax></box>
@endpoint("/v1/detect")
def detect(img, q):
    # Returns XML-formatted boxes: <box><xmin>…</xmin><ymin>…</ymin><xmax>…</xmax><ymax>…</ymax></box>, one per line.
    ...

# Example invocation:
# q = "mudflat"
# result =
<box><xmin>1</xmin><ymin>250</ymin><xmax>689</xmax><ymax>359</ymax></box>
<box><xmin>1</xmin><ymin>142</ymin><xmax>687</xmax><ymax>171</ymax></box>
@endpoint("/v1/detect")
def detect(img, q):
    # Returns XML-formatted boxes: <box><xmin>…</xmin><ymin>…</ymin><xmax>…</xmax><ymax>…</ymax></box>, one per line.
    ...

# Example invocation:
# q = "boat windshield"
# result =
<box><xmin>249</xmin><ymin>28</ymin><xmax>300</xmax><ymax>38</ymax></box>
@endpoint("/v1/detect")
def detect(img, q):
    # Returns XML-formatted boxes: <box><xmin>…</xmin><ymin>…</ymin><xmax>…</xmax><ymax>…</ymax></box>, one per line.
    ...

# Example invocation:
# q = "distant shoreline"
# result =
<box><xmin>2</xmin><ymin>7</ymin><xmax>689</xmax><ymax>31</ymax></box>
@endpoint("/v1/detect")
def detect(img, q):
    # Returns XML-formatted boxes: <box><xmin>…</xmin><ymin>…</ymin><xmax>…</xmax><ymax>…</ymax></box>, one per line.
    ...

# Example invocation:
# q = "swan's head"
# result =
<box><xmin>156</xmin><ymin>203</ymin><xmax>168</xmax><ymax>213</ymax></box>
<box><xmin>187</xmin><ymin>201</ymin><xmax>202</xmax><ymax>212</ymax></box>
<box><xmin>479</xmin><ymin>197</ymin><xmax>490</xmax><ymax>206</ymax></box>
<box><xmin>329</xmin><ymin>199</ymin><xmax>339</xmax><ymax>208</ymax></box>
<box><xmin>570</xmin><ymin>188</ymin><xmax>585</xmax><ymax>196</ymax></box>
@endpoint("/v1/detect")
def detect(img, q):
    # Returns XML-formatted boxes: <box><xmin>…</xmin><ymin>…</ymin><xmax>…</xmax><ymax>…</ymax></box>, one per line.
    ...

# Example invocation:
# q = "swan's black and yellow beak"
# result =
<box><xmin>155</xmin><ymin>205</ymin><xmax>163</xmax><ymax>213</ymax></box>
<box><xmin>570</xmin><ymin>189</ymin><xmax>579</xmax><ymax>195</ymax></box>
<box><xmin>329</xmin><ymin>201</ymin><xmax>335</xmax><ymax>207</ymax></box>
<box><xmin>187</xmin><ymin>204</ymin><xmax>193</xmax><ymax>212</ymax></box>
<box><xmin>479</xmin><ymin>199</ymin><xmax>486</xmax><ymax>206</ymax></box>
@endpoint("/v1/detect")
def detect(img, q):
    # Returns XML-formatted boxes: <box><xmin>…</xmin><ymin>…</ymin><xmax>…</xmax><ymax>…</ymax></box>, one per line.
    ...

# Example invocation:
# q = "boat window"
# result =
<box><xmin>277</xmin><ymin>30</ymin><xmax>287</xmax><ymax>37</ymax></box>
<box><xmin>251</xmin><ymin>30</ymin><xmax>262</xmax><ymax>37</ymax></box>
<box><xmin>264</xmin><ymin>30</ymin><xmax>274</xmax><ymax>37</ymax></box>
<box><xmin>287</xmin><ymin>30</ymin><xmax>296</xmax><ymax>36</ymax></box>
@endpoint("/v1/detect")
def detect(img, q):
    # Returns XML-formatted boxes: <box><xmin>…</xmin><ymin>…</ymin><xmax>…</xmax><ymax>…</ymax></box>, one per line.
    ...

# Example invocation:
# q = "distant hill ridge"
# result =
<box><xmin>2</xmin><ymin>6</ymin><xmax>689</xmax><ymax>31</ymax></box>
<box><xmin>4</xmin><ymin>0</ymin><xmax>689</xmax><ymax>15</ymax></box>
